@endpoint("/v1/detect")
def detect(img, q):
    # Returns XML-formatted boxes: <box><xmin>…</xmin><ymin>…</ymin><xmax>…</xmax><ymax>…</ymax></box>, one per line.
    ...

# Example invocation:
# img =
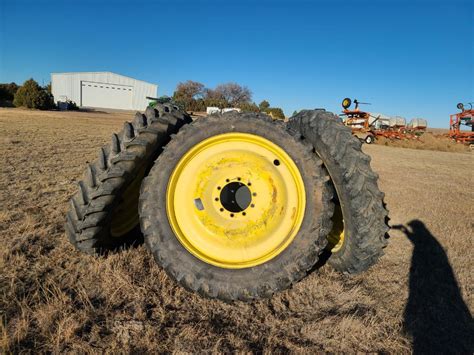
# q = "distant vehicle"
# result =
<box><xmin>340</xmin><ymin>98</ymin><xmax>425</xmax><ymax>143</ymax></box>
<box><xmin>340</xmin><ymin>98</ymin><xmax>379</xmax><ymax>144</ymax></box>
<box><xmin>206</xmin><ymin>107</ymin><xmax>241</xmax><ymax>115</ymax></box>
<box><xmin>448</xmin><ymin>102</ymin><xmax>474</xmax><ymax>147</ymax></box>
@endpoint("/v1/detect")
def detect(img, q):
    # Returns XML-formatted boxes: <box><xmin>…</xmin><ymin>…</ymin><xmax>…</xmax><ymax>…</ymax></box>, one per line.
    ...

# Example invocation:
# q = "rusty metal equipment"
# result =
<box><xmin>448</xmin><ymin>103</ymin><xmax>474</xmax><ymax>145</ymax></box>
<box><xmin>340</xmin><ymin>98</ymin><xmax>425</xmax><ymax>143</ymax></box>
<box><xmin>340</xmin><ymin>98</ymin><xmax>378</xmax><ymax>143</ymax></box>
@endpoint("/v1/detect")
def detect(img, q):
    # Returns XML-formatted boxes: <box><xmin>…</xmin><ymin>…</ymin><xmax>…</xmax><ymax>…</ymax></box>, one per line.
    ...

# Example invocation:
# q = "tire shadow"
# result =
<box><xmin>101</xmin><ymin>225</ymin><xmax>144</xmax><ymax>256</ymax></box>
<box><xmin>393</xmin><ymin>220</ymin><xmax>473</xmax><ymax>353</ymax></box>
<box><xmin>120</xmin><ymin>224</ymin><xmax>144</xmax><ymax>249</ymax></box>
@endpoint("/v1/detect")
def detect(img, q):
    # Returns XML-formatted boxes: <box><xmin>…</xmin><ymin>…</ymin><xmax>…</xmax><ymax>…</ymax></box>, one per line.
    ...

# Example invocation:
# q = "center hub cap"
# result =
<box><xmin>220</xmin><ymin>182</ymin><xmax>252</xmax><ymax>213</ymax></box>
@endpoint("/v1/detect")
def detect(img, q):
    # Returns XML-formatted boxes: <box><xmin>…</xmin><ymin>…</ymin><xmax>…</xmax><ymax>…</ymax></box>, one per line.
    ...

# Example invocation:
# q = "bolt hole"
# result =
<box><xmin>217</xmin><ymin>186</ymin><xmax>221</xmax><ymax>190</ymax></box>
<box><xmin>220</xmin><ymin>208</ymin><xmax>224</xmax><ymax>212</ymax></box>
<box><xmin>242</xmin><ymin>212</ymin><xmax>246</xmax><ymax>216</ymax></box>
<box><xmin>251</xmin><ymin>204</ymin><xmax>255</xmax><ymax>208</ymax></box>
<box><xmin>226</xmin><ymin>179</ymin><xmax>230</xmax><ymax>182</ymax></box>
<box><xmin>230</xmin><ymin>213</ymin><xmax>234</xmax><ymax>218</ymax></box>
<box><xmin>248</xmin><ymin>182</ymin><xmax>252</xmax><ymax>186</ymax></box>
<box><xmin>215</xmin><ymin>197</ymin><xmax>219</xmax><ymax>201</ymax></box>
<box><xmin>273</xmin><ymin>159</ymin><xmax>280</xmax><ymax>166</ymax></box>
<box><xmin>237</xmin><ymin>177</ymin><xmax>241</xmax><ymax>181</ymax></box>
<box><xmin>252</xmin><ymin>192</ymin><xmax>257</xmax><ymax>196</ymax></box>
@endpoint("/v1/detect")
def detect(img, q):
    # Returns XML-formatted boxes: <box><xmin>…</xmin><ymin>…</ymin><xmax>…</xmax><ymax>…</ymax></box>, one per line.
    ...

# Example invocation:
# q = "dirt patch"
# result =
<box><xmin>376</xmin><ymin>132</ymin><xmax>471</xmax><ymax>153</ymax></box>
<box><xmin>1</xmin><ymin>108</ymin><xmax>473</xmax><ymax>352</ymax></box>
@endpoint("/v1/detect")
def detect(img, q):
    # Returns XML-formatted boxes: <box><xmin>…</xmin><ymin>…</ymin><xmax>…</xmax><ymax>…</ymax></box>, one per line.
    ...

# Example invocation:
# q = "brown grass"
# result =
<box><xmin>375</xmin><ymin>132</ymin><xmax>471</xmax><ymax>153</ymax></box>
<box><xmin>1</xmin><ymin>108</ymin><xmax>472</xmax><ymax>352</ymax></box>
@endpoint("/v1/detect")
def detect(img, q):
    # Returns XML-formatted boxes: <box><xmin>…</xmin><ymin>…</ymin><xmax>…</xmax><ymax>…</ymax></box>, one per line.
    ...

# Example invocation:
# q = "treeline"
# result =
<box><xmin>171</xmin><ymin>80</ymin><xmax>285</xmax><ymax>119</ymax></box>
<box><xmin>0</xmin><ymin>79</ymin><xmax>54</xmax><ymax>110</ymax></box>
<box><xmin>1</xmin><ymin>78</ymin><xmax>287</xmax><ymax>118</ymax></box>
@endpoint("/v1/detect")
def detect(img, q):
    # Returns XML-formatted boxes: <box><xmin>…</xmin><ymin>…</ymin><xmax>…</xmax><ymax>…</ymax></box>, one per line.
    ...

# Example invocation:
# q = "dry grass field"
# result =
<box><xmin>1</xmin><ymin>108</ymin><xmax>473</xmax><ymax>353</ymax></box>
<box><xmin>375</xmin><ymin>133</ymin><xmax>471</xmax><ymax>153</ymax></box>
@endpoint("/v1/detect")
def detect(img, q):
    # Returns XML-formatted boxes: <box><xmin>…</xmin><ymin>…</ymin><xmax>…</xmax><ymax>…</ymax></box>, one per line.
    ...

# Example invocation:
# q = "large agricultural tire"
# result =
<box><xmin>289</xmin><ymin>109</ymin><xmax>389</xmax><ymax>274</ymax></box>
<box><xmin>65</xmin><ymin>104</ymin><xmax>192</xmax><ymax>255</ymax></box>
<box><xmin>139</xmin><ymin>112</ymin><xmax>334</xmax><ymax>301</ymax></box>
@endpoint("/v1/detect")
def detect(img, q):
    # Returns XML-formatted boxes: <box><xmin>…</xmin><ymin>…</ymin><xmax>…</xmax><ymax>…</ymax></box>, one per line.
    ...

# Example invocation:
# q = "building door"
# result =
<box><xmin>81</xmin><ymin>81</ymin><xmax>133</xmax><ymax>110</ymax></box>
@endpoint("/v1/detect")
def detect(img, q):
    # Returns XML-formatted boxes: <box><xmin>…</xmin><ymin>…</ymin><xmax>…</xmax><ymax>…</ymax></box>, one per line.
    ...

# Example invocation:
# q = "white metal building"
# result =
<box><xmin>51</xmin><ymin>72</ymin><xmax>157</xmax><ymax>110</ymax></box>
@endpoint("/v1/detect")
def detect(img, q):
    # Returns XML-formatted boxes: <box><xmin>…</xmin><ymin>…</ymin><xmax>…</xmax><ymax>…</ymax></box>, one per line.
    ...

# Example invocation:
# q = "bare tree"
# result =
<box><xmin>203</xmin><ymin>87</ymin><xmax>224</xmax><ymax>101</ymax></box>
<box><xmin>214</xmin><ymin>83</ymin><xmax>252</xmax><ymax>106</ymax></box>
<box><xmin>173</xmin><ymin>80</ymin><xmax>205</xmax><ymax>102</ymax></box>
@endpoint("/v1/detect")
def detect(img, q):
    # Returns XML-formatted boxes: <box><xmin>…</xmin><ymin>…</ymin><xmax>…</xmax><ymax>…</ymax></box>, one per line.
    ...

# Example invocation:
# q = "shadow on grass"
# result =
<box><xmin>77</xmin><ymin>107</ymin><xmax>110</xmax><ymax>114</ymax></box>
<box><xmin>119</xmin><ymin>224</ymin><xmax>144</xmax><ymax>250</ymax></box>
<box><xmin>393</xmin><ymin>220</ymin><xmax>473</xmax><ymax>354</ymax></box>
<box><xmin>98</xmin><ymin>225</ymin><xmax>144</xmax><ymax>256</ymax></box>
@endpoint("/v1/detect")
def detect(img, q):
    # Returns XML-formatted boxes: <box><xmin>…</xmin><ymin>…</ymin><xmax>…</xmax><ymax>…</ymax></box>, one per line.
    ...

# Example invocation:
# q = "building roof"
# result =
<box><xmin>50</xmin><ymin>71</ymin><xmax>155</xmax><ymax>86</ymax></box>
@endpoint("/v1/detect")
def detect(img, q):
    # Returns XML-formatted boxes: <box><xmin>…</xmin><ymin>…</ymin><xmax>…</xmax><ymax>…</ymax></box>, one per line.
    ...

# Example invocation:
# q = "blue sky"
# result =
<box><xmin>0</xmin><ymin>0</ymin><xmax>472</xmax><ymax>127</ymax></box>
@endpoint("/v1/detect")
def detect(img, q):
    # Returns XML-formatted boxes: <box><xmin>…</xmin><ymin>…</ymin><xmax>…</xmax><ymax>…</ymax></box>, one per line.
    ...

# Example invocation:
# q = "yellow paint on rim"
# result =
<box><xmin>326</xmin><ymin>204</ymin><xmax>345</xmax><ymax>253</ymax></box>
<box><xmin>166</xmin><ymin>133</ymin><xmax>306</xmax><ymax>269</ymax></box>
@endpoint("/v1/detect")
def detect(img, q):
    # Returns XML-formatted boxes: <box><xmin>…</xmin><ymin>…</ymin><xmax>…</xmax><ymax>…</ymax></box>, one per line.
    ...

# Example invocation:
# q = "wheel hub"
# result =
<box><xmin>219</xmin><ymin>181</ymin><xmax>252</xmax><ymax>213</ymax></box>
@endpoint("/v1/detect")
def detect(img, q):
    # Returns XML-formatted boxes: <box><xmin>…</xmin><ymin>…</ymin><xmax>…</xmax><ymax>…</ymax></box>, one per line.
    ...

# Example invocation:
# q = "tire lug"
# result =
<box><xmin>123</xmin><ymin>122</ymin><xmax>135</xmax><ymax>141</ymax></box>
<box><xmin>111</xmin><ymin>133</ymin><xmax>121</xmax><ymax>154</ymax></box>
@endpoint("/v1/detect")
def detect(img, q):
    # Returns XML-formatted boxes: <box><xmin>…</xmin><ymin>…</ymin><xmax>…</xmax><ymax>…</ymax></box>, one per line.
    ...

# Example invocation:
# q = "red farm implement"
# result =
<box><xmin>448</xmin><ymin>103</ymin><xmax>474</xmax><ymax>146</ymax></box>
<box><xmin>340</xmin><ymin>98</ymin><xmax>422</xmax><ymax>144</ymax></box>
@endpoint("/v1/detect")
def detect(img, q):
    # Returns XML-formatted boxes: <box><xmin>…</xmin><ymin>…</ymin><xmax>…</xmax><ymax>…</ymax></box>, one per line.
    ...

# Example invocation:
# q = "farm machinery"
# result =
<box><xmin>340</xmin><ymin>98</ymin><xmax>426</xmax><ymax>143</ymax></box>
<box><xmin>340</xmin><ymin>97</ymin><xmax>378</xmax><ymax>144</ymax></box>
<box><xmin>65</xmin><ymin>103</ymin><xmax>389</xmax><ymax>301</ymax></box>
<box><xmin>448</xmin><ymin>103</ymin><xmax>474</xmax><ymax>146</ymax></box>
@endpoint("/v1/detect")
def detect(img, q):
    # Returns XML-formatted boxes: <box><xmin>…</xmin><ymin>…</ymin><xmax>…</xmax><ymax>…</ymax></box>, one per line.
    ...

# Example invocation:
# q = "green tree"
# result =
<box><xmin>237</xmin><ymin>102</ymin><xmax>259</xmax><ymax>113</ymax></box>
<box><xmin>203</xmin><ymin>98</ymin><xmax>229</xmax><ymax>109</ymax></box>
<box><xmin>258</xmin><ymin>100</ymin><xmax>270</xmax><ymax>111</ymax></box>
<box><xmin>292</xmin><ymin>110</ymin><xmax>298</xmax><ymax>116</ymax></box>
<box><xmin>13</xmin><ymin>78</ymin><xmax>54</xmax><ymax>110</ymax></box>
<box><xmin>266</xmin><ymin>107</ymin><xmax>285</xmax><ymax>120</ymax></box>
<box><xmin>0</xmin><ymin>82</ymin><xmax>19</xmax><ymax>107</ymax></box>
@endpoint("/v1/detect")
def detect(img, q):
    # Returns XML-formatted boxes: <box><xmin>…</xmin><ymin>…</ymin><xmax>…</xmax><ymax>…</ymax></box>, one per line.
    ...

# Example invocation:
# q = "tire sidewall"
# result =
<box><xmin>311</xmin><ymin>146</ymin><xmax>355</xmax><ymax>268</ymax></box>
<box><xmin>289</xmin><ymin>110</ymin><xmax>387</xmax><ymax>273</ymax></box>
<box><xmin>142</xmin><ymin>114</ymin><xmax>328</xmax><ymax>299</ymax></box>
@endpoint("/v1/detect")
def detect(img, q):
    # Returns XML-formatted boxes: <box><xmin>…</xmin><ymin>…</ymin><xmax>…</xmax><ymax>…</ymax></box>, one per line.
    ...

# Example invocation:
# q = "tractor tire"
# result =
<box><xmin>289</xmin><ymin>109</ymin><xmax>389</xmax><ymax>274</ymax></box>
<box><xmin>139</xmin><ymin>112</ymin><xmax>334</xmax><ymax>301</ymax></box>
<box><xmin>65</xmin><ymin>104</ymin><xmax>192</xmax><ymax>255</ymax></box>
<box><xmin>365</xmin><ymin>134</ymin><xmax>375</xmax><ymax>144</ymax></box>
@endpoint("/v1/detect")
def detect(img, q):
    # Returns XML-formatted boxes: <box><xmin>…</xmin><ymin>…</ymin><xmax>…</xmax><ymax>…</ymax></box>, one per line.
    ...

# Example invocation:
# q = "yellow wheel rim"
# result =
<box><xmin>342</xmin><ymin>98</ymin><xmax>351</xmax><ymax>109</ymax></box>
<box><xmin>326</xmin><ymin>204</ymin><xmax>345</xmax><ymax>252</ymax></box>
<box><xmin>166</xmin><ymin>133</ymin><xmax>306</xmax><ymax>269</ymax></box>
